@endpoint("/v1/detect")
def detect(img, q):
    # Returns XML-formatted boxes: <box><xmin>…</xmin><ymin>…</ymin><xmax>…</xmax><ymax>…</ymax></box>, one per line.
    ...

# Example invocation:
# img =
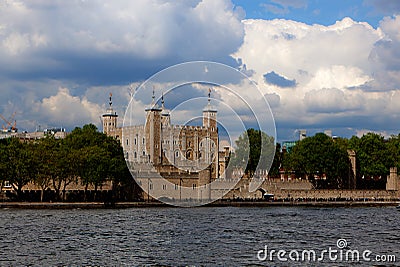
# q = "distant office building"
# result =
<box><xmin>281</xmin><ymin>140</ymin><xmax>297</xmax><ymax>153</ymax></box>
<box><xmin>324</xmin><ymin>130</ymin><xmax>332</xmax><ymax>138</ymax></box>
<box><xmin>299</xmin><ymin>129</ymin><xmax>307</xmax><ymax>141</ymax></box>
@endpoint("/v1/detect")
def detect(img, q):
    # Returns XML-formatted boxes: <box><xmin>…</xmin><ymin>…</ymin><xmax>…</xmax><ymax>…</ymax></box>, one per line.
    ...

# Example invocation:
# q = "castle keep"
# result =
<box><xmin>102</xmin><ymin>91</ymin><xmax>227</xmax><ymax>202</ymax></box>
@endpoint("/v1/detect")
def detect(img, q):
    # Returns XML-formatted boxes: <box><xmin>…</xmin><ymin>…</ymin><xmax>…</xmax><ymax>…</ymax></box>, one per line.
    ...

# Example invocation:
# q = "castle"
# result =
<box><xmin>102</xmin><ymin>91</ymin><xmax>231</xmax><ymax>203</ymax></box>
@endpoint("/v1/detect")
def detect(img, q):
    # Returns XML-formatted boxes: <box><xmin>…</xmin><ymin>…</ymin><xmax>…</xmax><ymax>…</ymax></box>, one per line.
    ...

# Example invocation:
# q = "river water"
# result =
<box><xmin>0</xmin><ymin>206</ymin><xmax>399</xmax><ymax>266</ymax></box>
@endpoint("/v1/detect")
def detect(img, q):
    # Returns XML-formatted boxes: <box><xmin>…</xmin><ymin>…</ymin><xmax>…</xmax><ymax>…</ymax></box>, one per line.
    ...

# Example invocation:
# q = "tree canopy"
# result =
<box><xmin>230</xmin><ymin>128</ymin><xmax>276</xmax><ymax>176</ymax></box>
<box><xmin>348</xmin><ymin>133</ymin><xmax>394</xmax><ymax>189</ymax></box>
<box><xmin>0</xmin><ymin>124</ymin><xmax>138</xmax><ymax>201</ymax></box>
<box><xmin>283</xmin><ymin>133</ymin><xmax>352</xmax><ymax>189</ymax></box>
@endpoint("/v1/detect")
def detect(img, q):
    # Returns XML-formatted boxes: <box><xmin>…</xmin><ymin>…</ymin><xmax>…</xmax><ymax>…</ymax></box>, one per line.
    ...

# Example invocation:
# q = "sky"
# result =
<box><xmin>1</xmin><ymin>0</ymin><xmax>400</xmax><ymax>142</ymax></box>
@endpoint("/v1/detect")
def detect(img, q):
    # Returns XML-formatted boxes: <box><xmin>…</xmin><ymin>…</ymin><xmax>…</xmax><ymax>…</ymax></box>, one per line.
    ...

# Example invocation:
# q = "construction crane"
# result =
<box><xmin>0</xmin><ymin>112</ymin><xmax>17</xmax><ymax>133</ymax></box>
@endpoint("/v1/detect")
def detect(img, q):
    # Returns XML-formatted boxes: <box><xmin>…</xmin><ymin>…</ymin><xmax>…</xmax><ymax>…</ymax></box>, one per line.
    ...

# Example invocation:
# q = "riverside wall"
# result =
<box><xmin>218</xmin><ymin>178</ymin><xmax>400</xmax><ymax>201</ymax></box>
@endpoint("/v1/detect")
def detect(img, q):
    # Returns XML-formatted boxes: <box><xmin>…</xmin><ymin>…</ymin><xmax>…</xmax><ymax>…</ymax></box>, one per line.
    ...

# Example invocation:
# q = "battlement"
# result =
<box><xmin>164</xmin><ymin>124</ymin><xmax>208</xmax><ymax>131</ymax></box>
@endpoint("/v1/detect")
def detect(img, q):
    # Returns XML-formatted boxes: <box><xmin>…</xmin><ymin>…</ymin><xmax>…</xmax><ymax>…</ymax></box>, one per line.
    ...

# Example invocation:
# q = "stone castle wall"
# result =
<box><xmin>216</xmin><ymin>177</ymin><xmax>400</xmax><ymax>201</ymax></box>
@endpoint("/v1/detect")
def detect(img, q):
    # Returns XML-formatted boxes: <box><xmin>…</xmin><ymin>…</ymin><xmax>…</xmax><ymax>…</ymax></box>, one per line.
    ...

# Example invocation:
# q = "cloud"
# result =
<box><xmin>304</xmin><ymin>88</ymin><xmax>363</xmax><ymax>113</ymax></box>
<box><xmin>264</xmin><ymin>93</ymin><xmax>281</xmax><ymax>108</ymax></box>
<box><xmin>264</xmin><ymin>71</ymin><xmax>296</xmax><ymax>88</ymax></box>
<box><xmin>364</xmin><ymin>0</ymin><xmax>400</xmax><ymax>14</ymax></box>
<box><xmin>0</xmin><ymin>0</ymin><xmax>244</xmax><ymax>84</ymax></box>
<box><xmin>262</xmin><ymin>0</ymin><xmax>307</xmax><ymax>15</ymax></box>
<box><xmin>233</xmin><ymin>16</ymin><xmax>400</xmax><ymax>139</ymax></box>
<box><xmin>34</xmin><ymin>87</ymin><xmax>102</xmax><ymax>128</ymax></box>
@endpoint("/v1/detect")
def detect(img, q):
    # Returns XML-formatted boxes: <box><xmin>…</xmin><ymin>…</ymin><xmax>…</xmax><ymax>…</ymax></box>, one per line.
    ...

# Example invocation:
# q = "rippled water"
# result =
<box><xmin>0</xmin><ymin>206</ymin><xmax>399</xmax><ymax>266</ymax></box>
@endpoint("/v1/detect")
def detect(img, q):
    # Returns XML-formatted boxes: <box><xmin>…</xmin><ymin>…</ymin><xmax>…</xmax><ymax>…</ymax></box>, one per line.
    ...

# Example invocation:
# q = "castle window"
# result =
<box><xmin>149</xmin><ymin>183</ymin><xmax>153</xmax><ymax>190</ymax></box>
<box><xmin>143</xmin><ymin>138</ymin><xmax>145</xmax><ymax>144</ymax></box>
<box><xmin>134</xmin><ymin>138</ymin><xmax>137</xmax><ymax>145</ymax></box>
<box><xmin>134</xmin><ymin>152</ymin><xmax>137</xmax><ymax>158</ymax></box>
<box><xmin>126</xmin><ymin>139</ymin><xmax>129</xmax><ymax>146</ymax></box>
<box><xmin>175</xmin><ymin>151</ymin><xmax>179</xmax><ymax>158</ymax></box>
<box><xmin>175</xmin><ymin>184</ymin><xmax>178</xmax><ymax>190</ymax></box>
<box><xmin>143</xmin><ymin>151</ymin><xmax>145</xmax><ymax>156</ymax></box>
<box><xmin>162</xmin><ymin>184</ymin><xmax>167</xmax><ymax>190</ymax></box>
<box><xmin>192</xmin><ymin>184</ymin><xmax>197</xmax><ymax>189</ymax></box>
<box><xmin>126</xmin><ymin>152</ymin><xmax>129</xmax><ymax>159</ymax></box>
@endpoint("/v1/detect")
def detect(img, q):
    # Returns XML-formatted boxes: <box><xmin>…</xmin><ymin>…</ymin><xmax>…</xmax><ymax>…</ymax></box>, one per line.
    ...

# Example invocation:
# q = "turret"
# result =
<box><xmin>102</xmin><ymin>93</ymin><xmax>118</xmax><ymax>135</ymax></box>
<box><xmin>202</xmin><ymin>88</ymin><xmax>218</xmax><ymax>180</ymax></box>
<box><xmin>202</xmin><ymin>88</ymin><xmax>217</xmax><ymax>131</ymax></box>
<box><xmin>161</xmin><ymin>93</ymin><xmax>171</xmax><ymax>126</ymax></box>
<box><xmin>145</xmin><ymin>88</ymin><xmax>162</xmax><ymax>165</ymax></box>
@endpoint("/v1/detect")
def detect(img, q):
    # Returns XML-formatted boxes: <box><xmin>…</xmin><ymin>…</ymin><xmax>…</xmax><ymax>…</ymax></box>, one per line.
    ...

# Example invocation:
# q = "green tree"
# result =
<box><xmin>285</xmin><ymin>133</ymin><xmax>351</xmax><ymax>189</ymax></box>
<box><xmin>350</xmin><ymin>133</ymin><xmax>392</xmax><ymax>189</ymax></box>
<box><xmin>0</xmin><ymin>139</ymin><xmax>8</xmax><ymax>189</ymax></box>
<box><xmin>33</xmin><ymin>137</ymin><xmax>58</xmax><ymax>201</ymax></box>
<box><xmin>269</xmin><ymin>143</ymin><xmax>282</xmax><ymax>178</ymax></box>
<box><xmin>5</xmin><ymin>138</ymin><xmax>37</xmax><ymax>199</ymax></box>
<box><xmin>230</xmin><ymin>129</ymin><xmax>275</xmax><ymax>176</ymax></box>
<box><xmin>79</xmin><ymin>145</ymin><xmax>110</xmax><ymax>200</ymax></box>
<box><xmin>64</xmin><ymin>124</ymin><xmax>137</xmax><ymax>201</ymax></box>
<box><xmin>387</xmin><ymin>134</ymin><xmax>400</xmax><ymax>170</ymax></box>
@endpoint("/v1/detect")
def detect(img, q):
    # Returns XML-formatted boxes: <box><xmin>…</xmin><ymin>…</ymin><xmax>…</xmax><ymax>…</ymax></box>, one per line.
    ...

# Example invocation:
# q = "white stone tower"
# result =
<box><xmin>102</xmin><ymin>93</ymin><xmax>118</xmax><ymax>135</ymax></box>
<box><xmin>145</xmin><ymin>89</ymin><xmax>162</xmax><ymax>165</ymax></box>
<box><xmin>160</xmin><ymin>93</ymin><xmax>171</xmax><ymax>126</ymax></box>
<box><xmin>202</xmin><ymin>88</ymin><xmax>218</xmax><ymax>180</ymax></box>
<box><xmin>203</xmin><ymin>88</ymin><xmax>217</xmax><ymax>131</ymax></box>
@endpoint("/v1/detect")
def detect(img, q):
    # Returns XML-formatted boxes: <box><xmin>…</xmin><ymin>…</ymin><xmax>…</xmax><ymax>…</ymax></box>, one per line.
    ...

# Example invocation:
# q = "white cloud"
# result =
<box><xmin>233</xmin><ymin>16</ymin><xmax>400</xmax><ymax>137</ymax></box>
<box><xmin>304</xmin><ymin>88</ymin><xmax>364</xmax><ymax>113</ymax></box>
<box><xmin>35</xmin><ymin>87</ymin><xmax>102</xmax><ymax>128</ymax></box>
<box><xmin>0</xmin><ymin>0</ymin><xmax>244</xmax><ymax>61</ymax></box>
<box><xmin>305</xmin><ymin>65</ymin><xmax>372</xmax><ymax>90</ymax></box>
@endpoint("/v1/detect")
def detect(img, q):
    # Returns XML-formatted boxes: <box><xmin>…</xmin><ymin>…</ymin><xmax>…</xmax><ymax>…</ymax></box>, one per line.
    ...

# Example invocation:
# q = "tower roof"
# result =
<box><xmin>103</xmin><ymin>92</ymin><xmax>118</xmax><ymax>117</ymax></box>
<box><xmin>161</xmin><ymin>93</ymin><xmax>170</xmax><ymax>116</ymax></box>
<box><xmin>203</xmin><ymin>88</ymin><xmax>217</xmax><ymax>112</ymax></box>
<box><xmin>145</xmin><ymin>87</ymin><xmax>162</xmax><ymax>112</ymax></box>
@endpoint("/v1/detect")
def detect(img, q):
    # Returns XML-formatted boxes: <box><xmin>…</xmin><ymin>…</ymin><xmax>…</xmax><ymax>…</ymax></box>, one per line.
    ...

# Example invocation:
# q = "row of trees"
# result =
<box><xmin>0</xmin><ymin>124</ymin><xmax>139</xmax><ymax>201</ymax></box>
<box><xmin>232</xmin><ymin>129</ymin><xmax>400</xmax><ymax>190</ymax></box>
